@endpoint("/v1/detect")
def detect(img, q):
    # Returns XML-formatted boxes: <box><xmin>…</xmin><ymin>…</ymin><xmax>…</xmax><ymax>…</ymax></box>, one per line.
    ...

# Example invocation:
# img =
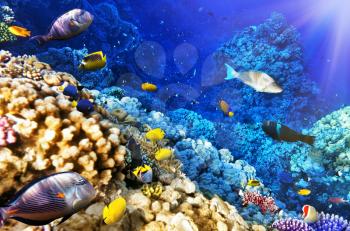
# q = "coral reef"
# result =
<box><xmin>175</xmin><ymin>138</ymin><xmax>257</xmax><ymax>204</ymax></box>
<box><xmin>0</xmin><ymin>51</ymin><xmax>126</xmax><ymax>196</ymax></box>
<box><xmin>0</xmin><ymin>116</ymin><xmax>17</xmax><ymax>146</ymax></box>
<box><xmin>55</xmin><ymin>177</ymin><xmax>250</xmax><ymax>231</ymax></box>
<box><xmin>241</xmin><ymin>191</ymin><xmax>279</xmax><ymax>214</ymax></box>
<box><xmin>272</xmin><ymin>218</ymin><xmax>313</xmax><ymax>231</ymax></box>
<box><xmin>196</xmin><ymin>12</ymin><xmax>324</xmax><ymax>128</ymax></box>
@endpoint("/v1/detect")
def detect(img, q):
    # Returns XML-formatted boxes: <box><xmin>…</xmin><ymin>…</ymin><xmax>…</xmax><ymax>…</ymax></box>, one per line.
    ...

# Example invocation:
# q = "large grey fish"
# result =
<box><xmin>32</xmin><ymin>9</ymin><xmax>93</xmax><ymax>45</ymax></box>
<box><xmin>0</xmin><ymin>172</ymin><xmax>96</xmax><ymax>226</ymax></box>
<box><xmin>224</xmin><ymin>63</ymin><xmax>283</xmax><ymax>93</ymax></box>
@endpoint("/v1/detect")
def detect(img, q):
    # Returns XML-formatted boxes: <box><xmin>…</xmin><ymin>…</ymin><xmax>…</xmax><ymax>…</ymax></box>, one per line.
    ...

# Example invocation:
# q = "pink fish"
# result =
<box><xmin>328</xmin><ymin>197</ymin><xmax>348</xmax><ymax>204</ymax></box>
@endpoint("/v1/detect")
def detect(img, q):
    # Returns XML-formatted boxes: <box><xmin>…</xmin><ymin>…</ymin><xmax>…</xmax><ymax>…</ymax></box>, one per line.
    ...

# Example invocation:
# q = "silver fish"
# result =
<box><xmin>32</xmin><ymin>9</ymin><xmax>93</xmax><ymax>45</ymax></box>
<box><xmin>225</xmin><ymin>63</ymin><xmax>283</xmax><ymax>93</ymax></box>
<box><xmin>0</xmin><ymin>172</ymin><xmax>96</xmax><ymax>226</ymax></box>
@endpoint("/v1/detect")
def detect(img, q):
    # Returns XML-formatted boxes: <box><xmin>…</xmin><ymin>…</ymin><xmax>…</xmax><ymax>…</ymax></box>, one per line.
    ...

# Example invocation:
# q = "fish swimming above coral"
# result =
<box><xmin>102</xmin><ymin>197</ymin><xmax>127</xmax><ymax>225</ymax></box>
<box><xmin>155</xmin><ymin>148</ymin><xmax>173</xmax><ymax>161</ymax></box>
<box><xmin>132</xmin><ymin>164</ymin><xmax>153</xmax><ymax>183</ymax></box>
<box><xmin>72</xmin><ymin>99</ymin><xmax>94</xmax><ymax>114</ymax></box>
<box><xmin>247</xmin><ymin>179</ymin><xmax>261</xmax><ymax>187</ymax></box>
<box><xmin>298</xmin><ymin>188</ymin><xmax>311</xmax><ymax>196</ymax></box>
<box><xmin>31</xmin><ymin>9</ymin><xmax>93</xmax><ymax>45</ymax></box>
<box><xmin>0</xmin><ymin>172</ymin><xmax>96</xmax><ymax>227</ymax></box>
<box><xmin>58</xmin><ymin>84</ymin><xmax>80</xmax><ymax>100</ymax></box>
<box><xmin>224</xmin><ymin>63</ymin><xmax>283</xmax><ymax>93</ymax></box>
<box><xmin>8</xmin><ymin>26</ymin><xmax>31</xmax><ymax>37</ymax></box>
<box><xmin>219</xmin><ymin>100</ymin><xmax>234</xmax><ymax>117</ymax></box>
<box><xmin>262</xmin><ymin>121</ymin><xmax>315</xmax><ymax>145</ymax></box>
<box><xmin>145</xmin><ymin>128</ymin><xmax>165</xmax><ymax>142</ymax></box>
<box><xmin>141</xmin><ymin>82</ymin><xmax>158</xmax><ymax>92</ymax></box>
<box><xmin>302</xmin><ymin>205</ymin><xmax>318</xmax><ymax>223</ymax></box>
<box><xmin>79</xmin><ymin>51</ymin><xmax>106</xmax><ymax>71</ymax></box>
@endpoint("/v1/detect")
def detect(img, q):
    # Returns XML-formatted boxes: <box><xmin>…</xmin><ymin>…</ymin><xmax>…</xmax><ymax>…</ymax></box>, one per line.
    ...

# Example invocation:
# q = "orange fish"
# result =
<box><xmin>141</xmin><ymin>82</ymin><xmax>157</xmax><ymax>92</ymax></box>
<box><xmin>219</xmin><ymin>100</ymin><xmax>234</xmax><ymax>117</ymax></box>
<box><xmin>8</xmin><ymin>26</ymin><xmax>31</xmax><ymax>37</ymax></box>
<box><xmin>328</xmin><ymin>197</ymin><xmax>348</xmax><ymax>204</ymax></box>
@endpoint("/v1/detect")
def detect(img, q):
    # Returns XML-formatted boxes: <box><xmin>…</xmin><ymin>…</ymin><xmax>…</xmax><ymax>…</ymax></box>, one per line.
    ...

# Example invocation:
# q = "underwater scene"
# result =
<box><xmin>0</xmin><ymin>0</ymin><xmax>349</xmax><ymax>230</ymax></box>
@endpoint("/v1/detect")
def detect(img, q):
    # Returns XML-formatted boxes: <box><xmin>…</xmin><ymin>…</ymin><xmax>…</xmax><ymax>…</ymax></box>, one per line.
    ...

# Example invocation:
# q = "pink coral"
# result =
<box><xmin>0</xmin><ymin>116</ymin><xmax>16</xmax><ymax>146</ymax></box>
<box><xmin>241</xmin><ymin>191</ymin><xmax>278</xmax><ymax>214</ymax></box>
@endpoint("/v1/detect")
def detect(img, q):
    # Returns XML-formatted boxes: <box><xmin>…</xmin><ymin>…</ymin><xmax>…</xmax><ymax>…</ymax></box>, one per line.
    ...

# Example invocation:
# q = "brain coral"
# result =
<box><xmin>0</xmin><ymin>51</ymin><xmax>126</xmax><ymax>197</ymax></box>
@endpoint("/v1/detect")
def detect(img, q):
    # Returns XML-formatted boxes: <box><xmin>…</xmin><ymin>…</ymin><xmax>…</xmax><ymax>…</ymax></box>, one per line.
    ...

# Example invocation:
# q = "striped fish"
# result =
<box><xmin>0</xmin><ymin>172</ymin><xmax>96</xmax><ymax>226</ymax></box>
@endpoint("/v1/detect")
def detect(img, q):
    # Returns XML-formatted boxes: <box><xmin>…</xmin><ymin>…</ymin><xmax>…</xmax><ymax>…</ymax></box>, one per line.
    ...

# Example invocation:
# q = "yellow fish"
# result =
<box><xmin>141</xmin><ymin>82</ymin><xmax>157</xmax><ymax>92</ymax></box>
<box><xmin>8</xmin><ymin>26</ymin><xmax>31</xmax><ymax>37</ymax></box>
<box><xmin>298</xmin><ymin>189</ymin><xmax>311</xmax><ymax>196</ymax></box>
<box><xmin>79</xmin><ymin>51</ymin><xmax>106</xmax><ymax>71</ymax></box>
<box><xmin>155</xmin><ymin>148</ymin><xmax>173</xmax><ymax>161</ymax></box>
<box><xmin>145</xmin><ymin>128</ymin><xmax>165</xmax><ymax>142</ymax></box>
<box><xmin>247</xmin><ymin>179</ymin><xmax>260</xmax><ymax>187</ymax></box>
<box><xmin>132</xmin><ymin>164</ymin><xmax>153</xmax><ymax>183</ymax></box>
<box><xmin>219</xmin><ymin>100</ymin><xmax>234</xmax><ymax>117</ymax></box>
<box><xmin>103</xmin><ymin>197</ymin><xmax>127</xmax><ymax>225</ymax></box>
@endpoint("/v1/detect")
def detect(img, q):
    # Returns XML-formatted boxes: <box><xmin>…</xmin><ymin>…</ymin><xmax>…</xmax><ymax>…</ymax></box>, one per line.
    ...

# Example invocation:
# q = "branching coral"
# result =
<box><xmin>0</xmin><ymin>21</ymin><xmax>16</xmax><ymax>43</ymax></box>
<box><xmin>272</xmin><ymin>218</ymin><xmax>313</xmax><ymax>231</ymax></box>
<box><xmin>241</xmin><ymin>191</ymin><xmax>278</xmax><ymax>214</ymax></box>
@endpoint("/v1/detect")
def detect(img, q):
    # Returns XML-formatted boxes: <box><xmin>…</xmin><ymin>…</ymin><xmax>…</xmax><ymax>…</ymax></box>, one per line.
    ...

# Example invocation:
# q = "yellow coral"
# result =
<box><xmin>141</xmin><ymin>182</ymin><xmax>164</xmax><ymax>199</ymax></box>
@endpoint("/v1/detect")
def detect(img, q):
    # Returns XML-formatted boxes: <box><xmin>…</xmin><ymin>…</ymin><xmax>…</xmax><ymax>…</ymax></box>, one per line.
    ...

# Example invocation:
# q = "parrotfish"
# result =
<box><xmin>32</xmin><ymin>9</ymin><xmax>93</xmax><ymax>45</ymax></box>
<box><xmin>225</xmin><ymin>63</ymin><xmax>283</xmax><ymax>93</ymax></box>
<box><xmin>262</xmin><ymin>121</ymin><xmax>315</xmax><ymax>145</ymax></box>
<box><xmin>79</xmin><ymin>51</ymin><xmax>107</xmax><ymax>71</ymax></box>
<box><xmin>0</xmin><ymin>172</ymin><xmax>96</xmax><ymax>227</ymax></box>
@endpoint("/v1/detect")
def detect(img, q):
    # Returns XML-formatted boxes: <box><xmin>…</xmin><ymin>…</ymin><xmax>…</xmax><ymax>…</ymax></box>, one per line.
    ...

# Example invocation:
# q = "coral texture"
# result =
<box><xmin>0</xmin><ymin>116</ymin><xmax>16</xmax><ymax>146</ymax></box>
<box><xmin>241</xmin><ymin>191</ymin><xmax>279</xmax><ymax>214</ymax></box>
<box><xmin>272</xmin><ymin>218</ymin><xmax>313</xmax><ymax>231</ymax></box>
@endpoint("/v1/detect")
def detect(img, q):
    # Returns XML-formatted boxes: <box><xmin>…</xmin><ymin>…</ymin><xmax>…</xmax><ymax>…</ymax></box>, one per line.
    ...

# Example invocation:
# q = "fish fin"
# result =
<box><xmin>57</xmin><ymin>213</ymin><xmax>73</xmax><ymax>225</ymax></box>
<box><xmin>224</xmin><ymin>64</ymin><xmax>239</xmax><ymax>80</ymax></box>
<box><xmin>301</xmin><ymin>135</ymin><xmax>315</xmax><ymax>146</ymax></box>
<box><xmin>30</xmin><ymin>35</ymin><xmax>49</xmax><ymax>45</ymax></box>
<box><xmin>13</xmin><ymin>216</ymin><xmax>56</xmax><ymax>226</ymax></box>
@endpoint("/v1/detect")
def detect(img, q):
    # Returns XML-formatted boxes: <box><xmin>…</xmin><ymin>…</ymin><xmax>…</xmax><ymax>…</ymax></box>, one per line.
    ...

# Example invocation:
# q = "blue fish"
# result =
<box><xmin>63</xmin><ymin>85</ymin><xmax>79</xmax><ymax>99</ymax></box>
<box><xmin>0</xmin><ymin>172</ymin><xmax>96</xmax><ymax>227</ymax></box>
<box><xmin>76</xmin><ymin>99</ymin><xmax>94</xmax><ymax>114</ymax></box>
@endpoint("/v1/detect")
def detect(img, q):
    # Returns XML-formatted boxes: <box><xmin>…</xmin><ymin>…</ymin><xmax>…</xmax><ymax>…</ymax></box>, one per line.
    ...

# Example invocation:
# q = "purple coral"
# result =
<box><xmin>272</xmin><ymin>218</ymin><xmax>313</xmax><ymax>231</ymax></box>
<box><xmin>309</xmin><ymin>212</ymin><xmax>350</xmax><ymax>231</ymax></box>
<box><xmin>0</xmin><ymin>116</ymin><xmax>16</xmax><ymax>146</ymax></box>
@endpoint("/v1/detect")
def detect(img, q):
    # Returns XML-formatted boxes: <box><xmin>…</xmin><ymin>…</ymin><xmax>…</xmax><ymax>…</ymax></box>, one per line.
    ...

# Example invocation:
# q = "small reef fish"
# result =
<box><xmin>132</xmin><ymin>164</ymin><xmax>153</xmax><ymax>183</ymax></box>
<box><xmin>79</xmin><ymin>51</ymin><xmax>107</xmax><ymax>71</ymax></box>
<box><xmin>247</xmin><ymin>179</ymin><xmax>261</xmax><ymax>187</ymax></box>
<box><xmin>328</xmin><ymin>197</ymin><xmax>349</xmax><ymax>204</ymax></box>
<box><xmin>225</xmin><ymin>63</ymin><xmax>283</xmax><ymax>93</ymax></box>
<box><xmin>145</xmin><ymin>128</ymin><xmax>165</xmax><ymax>142</ymax></box>
<box><xmin>302</xmin><ymin>205</ymin><xmax>318</xmax><ymax>223</ymax></box>
<box><xmin>72</xmin><ymin>99</ymin><xmax>94</xmax><ymax>114</ymax></box>
<box><xmin>219</xmin><ymin>100</ymin><xmax>234</xmax><ymax>117</ymax></box>
<box><xmin>102</xmin><ymin>197</ymin><xmax>127</xmax><ymax>225</ymax></box>
<box><xmin>155</xmin><ymin>148</ymin><xmax>173</xmax><ymax>161</ymax></box>
<box><xmin>298</xmin><ymin>189</ymin><xmax>311</xmax><ymax>196</ymax></box>
<box><xmin>8</xmin><ymin>26</ymin><xmax>31</xmax><ymax>37</ymax></box>
<box><xmin>0</xmin><ymin>172</ymin><xmax>96</xmax><ymax>227</ymax></box>
<box><xmin>141</xmin><ymin>82</ymin><xmax>158</xmax><ymax>92</ymax></box>
<box><xmin>32</xmin><ymin>9</ymin><xmax>93</xmax><ymax>45</ymax></box>
<box><xmin>59</xmin><ymin>84</ymin><xmax>79</xmax><ymax>99</ymax></box>
<box><xmin>262</xmin><ymin>121</ymin><xmax>315</xmax><ymax>146</ymax></box>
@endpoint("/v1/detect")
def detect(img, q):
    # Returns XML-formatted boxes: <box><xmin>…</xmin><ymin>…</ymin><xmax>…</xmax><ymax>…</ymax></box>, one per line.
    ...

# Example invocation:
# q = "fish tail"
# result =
<box><xmin>301</xmin><ymin>135</ymin><xmax>315</xmax><ymax>146</ymax></box>
<box><xmin>0</xmin><ymin>207</ymin><xmax>8</xmax><ymax>227</ymax></box>
<box><xmin>30</xmin><ymin>35</ymin><xmax>49</xmax><ymax>45</ymax></box>
<box><xmin>224</xmin><ymin>63</ymin><xmax>239</xmax><ymax>80</ymax></box>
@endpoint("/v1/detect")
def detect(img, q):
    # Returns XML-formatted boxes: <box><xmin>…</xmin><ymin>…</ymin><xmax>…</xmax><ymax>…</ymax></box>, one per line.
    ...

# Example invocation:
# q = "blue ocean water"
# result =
<box><xmin>1</xmin><ymin>0</ymin><xmax>350</xmax><ymax>229</ymax></box>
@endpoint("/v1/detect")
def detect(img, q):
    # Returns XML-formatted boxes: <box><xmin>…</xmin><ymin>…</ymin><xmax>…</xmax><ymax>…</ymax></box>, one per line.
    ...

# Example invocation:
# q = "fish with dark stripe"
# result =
<box><xmin>262</xmin><ymin>121</ymin><xmax>315</xmax><ymax>145</ymax></box>
<box><xmin>0</xmin><ymin>172</ymin><xmax>96</xmax><ymax>226</ymax></box>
